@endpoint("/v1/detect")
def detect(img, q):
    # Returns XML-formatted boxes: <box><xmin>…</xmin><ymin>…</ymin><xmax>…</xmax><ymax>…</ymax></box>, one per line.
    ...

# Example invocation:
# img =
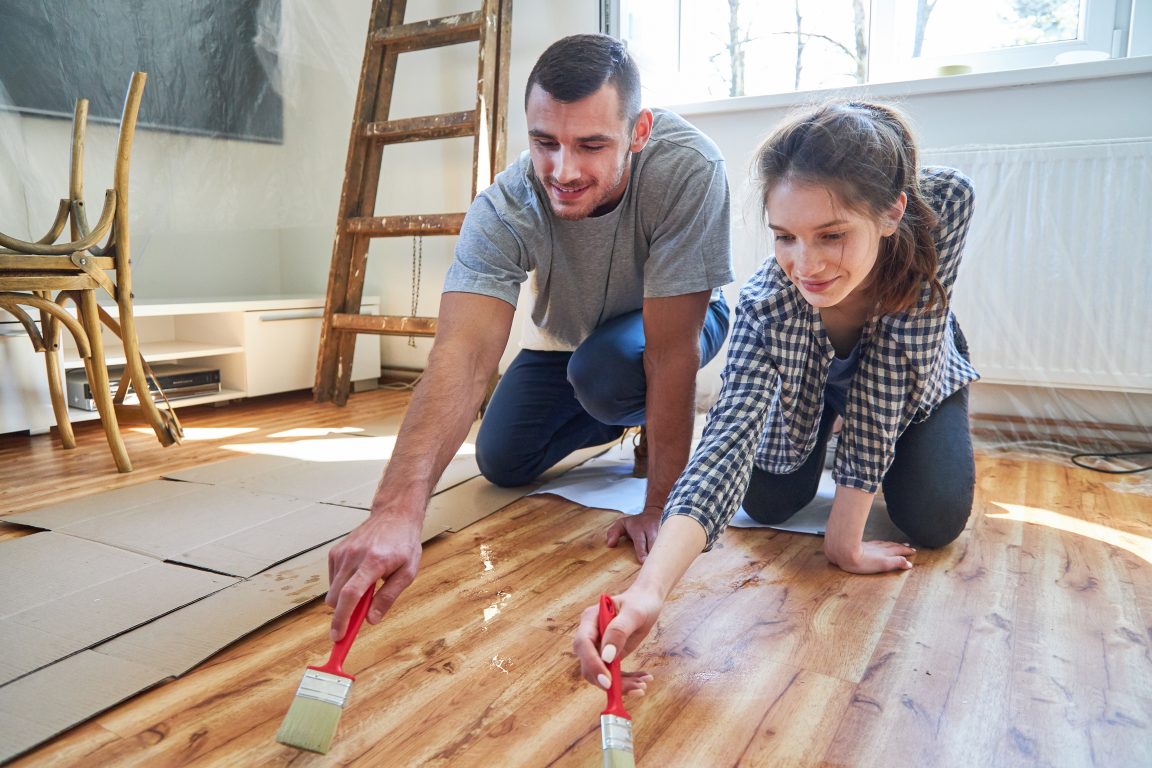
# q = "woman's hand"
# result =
<box><xmin>824</xmin><ymin>538</ymin><xmax>915</xmax><ymax>574</ymax></box>
<box><xmin>574</xmin><ymin>516</ymin><xmax>708</xmax><ymax>693</ymax></box>
<box><xmin>823</xmin><ymin>485</ymin><xmax>913</xmax><ymax>573</ymax></box>
<box><xmin>572</xmin><ymin>587</ymin><xmax>663</xmax><ymax>694</ymax></box>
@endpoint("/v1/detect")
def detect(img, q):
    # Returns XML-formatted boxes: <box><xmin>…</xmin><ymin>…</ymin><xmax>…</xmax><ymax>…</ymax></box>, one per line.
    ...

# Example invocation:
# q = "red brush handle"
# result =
<box><xmin>311</xmin><ymin>585</ymin><xmax>375</xmax><ymax>680</ymax></box>
<box><xmin>598</xmin><ymin>594</ymin><xmax>631</xmax><ymax>720</ymax></box>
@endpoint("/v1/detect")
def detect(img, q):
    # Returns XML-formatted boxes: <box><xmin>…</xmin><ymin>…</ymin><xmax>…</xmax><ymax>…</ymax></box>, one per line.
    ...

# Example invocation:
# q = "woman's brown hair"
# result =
<box><xmin>755</xmin><ymin>100</ymin><xmax>946</xmax><ymax>315</ymax></box>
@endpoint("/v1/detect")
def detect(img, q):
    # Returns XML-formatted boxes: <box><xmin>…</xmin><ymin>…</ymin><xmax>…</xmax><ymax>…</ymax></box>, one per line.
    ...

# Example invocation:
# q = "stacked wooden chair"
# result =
<box><xmin>0</xmin><ymin>72</ymin><xmax>182</xmax><ymax>472</ymax></box>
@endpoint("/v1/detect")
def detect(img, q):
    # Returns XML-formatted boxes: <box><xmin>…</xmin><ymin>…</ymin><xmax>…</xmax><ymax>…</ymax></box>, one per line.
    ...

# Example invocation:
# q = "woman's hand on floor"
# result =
<box><xmin>825</xmin><ymin>538</ymin><xmax>915</xmax><ymax>574</ymax></box>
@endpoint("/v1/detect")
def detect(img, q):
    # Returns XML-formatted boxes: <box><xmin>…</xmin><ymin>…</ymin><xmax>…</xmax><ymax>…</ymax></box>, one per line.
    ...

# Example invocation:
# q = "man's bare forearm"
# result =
<box><xmin>640</xmin><ymin>291</ymin><xmax>712</xmax><ymax>512</ymax></box>
<box><xmin>642</xmin><ymin>345</ymin><xmax>698</xmax><ymax>510</ymax></box>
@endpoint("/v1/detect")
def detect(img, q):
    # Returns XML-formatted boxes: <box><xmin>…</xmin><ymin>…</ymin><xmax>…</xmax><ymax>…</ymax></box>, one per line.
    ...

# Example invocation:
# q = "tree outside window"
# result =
<box><xmin>613</xmin><ymin>0</ymin><xmax>1112</xmax><ymax>106</ymax></box>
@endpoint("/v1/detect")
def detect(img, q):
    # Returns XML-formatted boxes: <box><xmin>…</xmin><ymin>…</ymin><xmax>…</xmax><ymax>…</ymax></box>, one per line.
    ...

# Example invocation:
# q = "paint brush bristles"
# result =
<box><xmin>276</xmin><ymin>586</ymin><xmax>375</xmax><ymax>754</ymax></box>
<box><xmin>275</xmin><ymin>668</ymin><xmax>353</xmax><ymax>753</ymax></box>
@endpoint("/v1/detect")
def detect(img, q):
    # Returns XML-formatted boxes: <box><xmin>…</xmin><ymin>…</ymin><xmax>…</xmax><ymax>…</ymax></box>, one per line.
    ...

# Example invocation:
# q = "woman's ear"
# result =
<box><xmin>881</xmin><ymin>191</ymin><xmax>908</xmax><ymax>236</ymax></box>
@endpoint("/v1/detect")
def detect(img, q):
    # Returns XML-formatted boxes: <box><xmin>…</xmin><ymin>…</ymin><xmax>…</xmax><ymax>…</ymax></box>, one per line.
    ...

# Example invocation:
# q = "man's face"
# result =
<box><xmin>526</xmin><ymin>83</ymin><xmax>651</xmax><ymax>220</ymax></box>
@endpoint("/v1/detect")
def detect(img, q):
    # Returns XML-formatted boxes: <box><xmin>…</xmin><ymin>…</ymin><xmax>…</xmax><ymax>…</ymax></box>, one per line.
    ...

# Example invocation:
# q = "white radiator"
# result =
<box><xmin>923</xmin><ymin>139</ymin><xmax>1151</xmax><ymax>394</ymax></box>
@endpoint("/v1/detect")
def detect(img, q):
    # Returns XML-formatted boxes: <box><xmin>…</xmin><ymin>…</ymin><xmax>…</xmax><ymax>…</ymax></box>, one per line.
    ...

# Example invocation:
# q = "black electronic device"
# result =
<box><xmin>66</xmin><ymin>363</ymin><xmax>222</xmax><ymax>411</ymax></box>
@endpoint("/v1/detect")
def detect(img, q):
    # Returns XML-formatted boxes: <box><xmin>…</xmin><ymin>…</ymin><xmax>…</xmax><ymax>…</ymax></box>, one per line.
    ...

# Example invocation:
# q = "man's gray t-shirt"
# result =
<box><xmin>444</xmin><ymin>109</ymin><xmax>734</xmax><ymax>351</ymax></box>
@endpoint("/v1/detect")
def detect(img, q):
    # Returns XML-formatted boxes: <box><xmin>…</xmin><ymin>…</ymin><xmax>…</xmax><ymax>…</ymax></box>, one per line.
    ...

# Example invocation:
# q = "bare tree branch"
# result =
<box><xmin>769</xmin><ymin>30</ymin><xmax>855</xmax><ymax>62</ymax></box>
<box><xmin>794</xmin><ymin>0</ymin><xmax>805</xmax><ymax>90</ymax></box>
<box><xmin>853</xmin><ymin>0</ymin><xmax>868</xmax><ymax>81</ymax></box>
<box><xmin>914</xmin><ymin>0</ymin><xmax>938</xmax><ymax>57</ymax></box>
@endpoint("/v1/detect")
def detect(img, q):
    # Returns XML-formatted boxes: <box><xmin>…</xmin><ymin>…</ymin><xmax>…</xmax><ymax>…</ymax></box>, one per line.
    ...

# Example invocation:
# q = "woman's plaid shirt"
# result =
<box><xmin>664</xmin><ymin>166</ymin><xmax>978</xmax><ymax>550</ymax></box>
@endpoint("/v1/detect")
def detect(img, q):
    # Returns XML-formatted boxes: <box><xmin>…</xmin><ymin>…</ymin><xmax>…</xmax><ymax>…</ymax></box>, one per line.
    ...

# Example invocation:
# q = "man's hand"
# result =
<box><xmin>326</xmin><ymin>512</ymin><xmax>423</xmax><ymax>641</ymax></box>
<box><xmin>605</xmin><ymin>504</ymin><xmax>663</xmax><ymax>562</ymax></box>
<box><xmin>573</xmin><ymin>587</ymin><xmax>661</xmax><ymax>695</ymax></box>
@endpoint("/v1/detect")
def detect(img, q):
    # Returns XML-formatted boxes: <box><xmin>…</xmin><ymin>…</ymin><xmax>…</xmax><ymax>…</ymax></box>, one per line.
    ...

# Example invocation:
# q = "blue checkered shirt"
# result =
<box><xmin>664</xmin><ymin>166</ymin><xmax>979</xmax><ymax>549</ymax></box>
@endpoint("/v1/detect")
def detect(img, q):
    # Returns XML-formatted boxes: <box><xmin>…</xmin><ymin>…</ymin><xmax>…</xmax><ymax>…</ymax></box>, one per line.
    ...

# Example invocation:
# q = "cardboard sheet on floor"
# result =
<box><xmin>0</xmin><ymin>512</ymin><xmax>455</xmax><ymax>763</ymax></box>
<box><xmin>0</xmin><ymin>426</ymin><xmax>604</xmax><ymax>762</ymax></box>
<box><xmin>343</xmin><ymin>412</ymin><xmax>405</xmax><ymax>437</ymax></box>
<box><xmin>6</xmin><ymin>483</ymin><xmax>368</xmax><ymax>578</ymax></box>
<box><xmin>0</xmin><ymin>649</ymin><xmax>166</xmax><ymax>762</ymax></box>
<box><xmin>94</xmin><ymin>541</ymin><xmax>337</xmax><ymax>677</ymax></box>
<box><xmin>162</xmin><ymin>421</ymin><xmax>484</xmax><ymax>510</ymax></box>
<box><xmin>0</xmin><ymin>532</ymin><xmax>236</xmax><ymax>686</ymax></box>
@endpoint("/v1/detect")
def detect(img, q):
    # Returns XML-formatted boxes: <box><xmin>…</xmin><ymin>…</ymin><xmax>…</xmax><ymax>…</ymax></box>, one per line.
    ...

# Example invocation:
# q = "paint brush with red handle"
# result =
<box><xmin>276</xmin><ymin>584</ymin><xmax>375</xmax><ymax>753</ymax></box>
<box><xmin>598</xmin><ymin>593</ymin><xmax>635</xmax><ymax>768</ymax></box>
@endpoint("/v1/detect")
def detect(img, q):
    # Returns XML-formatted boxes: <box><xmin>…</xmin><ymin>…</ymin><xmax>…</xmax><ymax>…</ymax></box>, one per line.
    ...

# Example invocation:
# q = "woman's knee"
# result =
<box><xmin>886</xmin><ymin>482</ymin><xmax>974</xmax><ymax>548</ymax></box>
<box><xmin>742</xmin><ymin>468</ymin><xmax>818</xmax><ymax>525</ymax></box>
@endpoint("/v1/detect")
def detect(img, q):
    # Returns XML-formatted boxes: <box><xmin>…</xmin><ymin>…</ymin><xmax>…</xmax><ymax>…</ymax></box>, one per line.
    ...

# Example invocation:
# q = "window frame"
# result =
<box><xmin>604</xmin><ymin>0</ymin><xmax>1139</xmax><ymax>104</ymax></box>
<box><xmin>869</xmin><ymin>0</ymin><xmax>1127</xmax><ymax>81</ymax></box>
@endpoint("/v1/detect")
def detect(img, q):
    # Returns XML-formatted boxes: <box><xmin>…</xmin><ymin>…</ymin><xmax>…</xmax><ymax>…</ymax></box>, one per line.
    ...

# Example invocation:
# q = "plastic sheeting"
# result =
<box><xmin>1</xmin><ymin>1</ymin><xmax>1148</xmax><ymax>475</ymax></box>
<box><xmin>922</xmin><ymin>139</ymin><xmax>1151</xmax><ymax>475</ymax></box>
<box><xmin>0</xmin><ymin>0</ymin><xmax>377</xmax><ymax>298</ymax></box>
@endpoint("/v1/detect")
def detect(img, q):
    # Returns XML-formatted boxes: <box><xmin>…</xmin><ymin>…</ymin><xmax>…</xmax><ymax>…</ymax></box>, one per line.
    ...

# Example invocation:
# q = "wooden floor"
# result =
<box><xmin>2</xmin><ymin>389</ymin><xmax>1150</xmax><ymax>767</ymax></box>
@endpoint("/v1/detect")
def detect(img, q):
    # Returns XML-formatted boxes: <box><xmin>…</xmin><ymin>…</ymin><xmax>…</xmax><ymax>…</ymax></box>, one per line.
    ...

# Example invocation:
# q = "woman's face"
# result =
<box><xmin>766</xmin><ymin>180</ymin><xmax>904</xmax><ymax>310</ymax></box>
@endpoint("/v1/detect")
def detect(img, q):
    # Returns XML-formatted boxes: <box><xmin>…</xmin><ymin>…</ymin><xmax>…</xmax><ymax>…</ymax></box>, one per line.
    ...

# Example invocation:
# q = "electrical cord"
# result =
<box><xmin>380</xmin><ymin>371</ymin><xmax>424</xmax><ymax>391</ymax></box>
<box><xmin>1069</xmin><ymin>451</ymin><xmax>1152</xmax><ymax>474</ymax></box>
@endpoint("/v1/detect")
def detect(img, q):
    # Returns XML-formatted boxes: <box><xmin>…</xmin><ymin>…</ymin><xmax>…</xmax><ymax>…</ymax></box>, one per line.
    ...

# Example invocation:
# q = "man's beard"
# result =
<box><xmin>538</xmin><ymin>157</ymin><xmax>630</xmax><ymax>220</ymax></box>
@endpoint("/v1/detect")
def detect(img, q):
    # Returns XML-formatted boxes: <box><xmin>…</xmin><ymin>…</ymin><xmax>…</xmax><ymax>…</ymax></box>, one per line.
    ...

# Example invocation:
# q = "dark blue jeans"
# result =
<box><xmin>476</xmin><ymin>300</ymin><xmax>730</xmax><ymax>487</ymax></box>
<box><xmin>743</xmin><ymin>320</ymin><xmax>975</xmax><ymax>548</ymax></box>
<box><xmin>741</xmin><ymin>387</ymin><xmax>975</xmax><ymax>548</ymax></box>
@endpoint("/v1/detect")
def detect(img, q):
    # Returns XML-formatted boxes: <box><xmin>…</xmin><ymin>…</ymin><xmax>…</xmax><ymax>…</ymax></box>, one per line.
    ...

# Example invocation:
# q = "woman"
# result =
<box><xmin>574</xmin><ymin>100</ymin><xmax>978</xmax><ymax>693</ymax></box>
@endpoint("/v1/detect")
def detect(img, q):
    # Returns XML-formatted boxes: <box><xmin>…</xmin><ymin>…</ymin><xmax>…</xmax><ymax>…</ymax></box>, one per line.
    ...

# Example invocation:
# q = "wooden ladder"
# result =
<box><xmin>314</xmin><ymin>0</ymin><xmax>513</xmax><ymax>405</ymax></box>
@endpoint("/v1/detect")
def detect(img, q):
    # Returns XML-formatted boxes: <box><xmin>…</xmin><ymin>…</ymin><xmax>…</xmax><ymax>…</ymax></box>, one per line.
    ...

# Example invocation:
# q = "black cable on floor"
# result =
<box><xmin>1069</xmin><ymin>451</ymin><xmax>1152</xmax><ymax>474</ymax></box>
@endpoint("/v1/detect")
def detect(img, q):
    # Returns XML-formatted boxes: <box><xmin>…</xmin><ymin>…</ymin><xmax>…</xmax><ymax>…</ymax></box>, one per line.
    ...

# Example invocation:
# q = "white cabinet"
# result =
<box><xmin>0</xmin><ymin>296</ymin><xmax>381</xmax><ymax>434</ymax></box>
<box><xmin>0</xmin><ymin>318</ymin><xmax>55</xmax><ymax>435</ymax></box>
<box><xmin>243</xmin><ymin>306</ymin><xmax>378</xmax><ymax>397</ymax></box>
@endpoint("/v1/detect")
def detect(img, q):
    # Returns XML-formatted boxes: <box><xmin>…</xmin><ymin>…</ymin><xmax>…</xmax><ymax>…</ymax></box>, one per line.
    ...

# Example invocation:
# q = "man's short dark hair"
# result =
<box><xmin>524</xmin><ymin>34</ymin><xmax>641</xmax><ymax>121</ymax></box>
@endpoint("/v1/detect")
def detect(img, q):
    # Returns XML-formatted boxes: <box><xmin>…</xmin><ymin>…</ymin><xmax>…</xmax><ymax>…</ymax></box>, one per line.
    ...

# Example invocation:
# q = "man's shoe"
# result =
<box><xmin>632</xmin><ymin>426</ymin><xmax>648</xmax><ymax>478</ymax></box>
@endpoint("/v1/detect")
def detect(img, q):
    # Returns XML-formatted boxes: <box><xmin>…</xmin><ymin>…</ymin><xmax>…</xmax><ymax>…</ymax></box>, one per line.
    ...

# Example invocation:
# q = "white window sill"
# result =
<box><xmin>664</xmin><ymin>55</ymin><xmax>1152</xmax><ymax>117</ymax></box>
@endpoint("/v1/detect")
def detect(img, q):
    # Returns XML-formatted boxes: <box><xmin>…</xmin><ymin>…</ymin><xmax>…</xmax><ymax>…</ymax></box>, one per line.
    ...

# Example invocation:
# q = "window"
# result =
<box><xmin>605</xmin><ymin>0</ymin><xmax>1138</xmax><ymax>105</ymax></box>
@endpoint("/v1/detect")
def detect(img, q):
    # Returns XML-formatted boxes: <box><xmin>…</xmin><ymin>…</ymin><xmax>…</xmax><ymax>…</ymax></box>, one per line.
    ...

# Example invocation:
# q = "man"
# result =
<box><xmin>326</xmin><ymin>33</ymin><xmax>733</xmax><ymax>641</ymax></box>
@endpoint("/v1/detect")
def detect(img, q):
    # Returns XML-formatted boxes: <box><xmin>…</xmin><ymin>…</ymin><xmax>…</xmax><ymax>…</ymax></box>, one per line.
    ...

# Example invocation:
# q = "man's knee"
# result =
<box><xmin>567</xmin><ymin>339</ymin><xmax>644</xmax><ymax>426</ymax></box>
<box><xmin>476</xmin><ymin>447</ymin><xmax>540</xmax><ymax>487</ymax></box>
<box><xmin>475</xmin><ymin>424</ymin><xmax>542</xmax><ymax>487</ymax></box>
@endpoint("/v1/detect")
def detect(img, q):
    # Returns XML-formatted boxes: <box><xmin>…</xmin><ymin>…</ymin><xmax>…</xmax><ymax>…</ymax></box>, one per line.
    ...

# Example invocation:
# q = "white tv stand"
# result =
<box><xmin>0</xmin><ymin>295</ymin><xmax>381</xmax><ymax>435</ymax></box>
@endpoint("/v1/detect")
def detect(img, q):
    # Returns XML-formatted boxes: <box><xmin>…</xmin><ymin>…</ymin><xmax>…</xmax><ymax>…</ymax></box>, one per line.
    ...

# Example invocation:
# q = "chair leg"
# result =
<box><xmin>96</xmin><ymin>305</ymin><xmax>183</xmax><ymax>446</ymax></box>
<box><xmin>37</xmin><ymin>300</ymin><xmax>77</xmax><ymax>449</ymax></box>
<box><xmin>78</xmin><ymin>290</ymin><xmax>132</xmax><ymax>472</ymax></box>
<box><xmin>43</xmin><ymin>337</ymin><xmax>77</xmax><ymax>450</ymax></box>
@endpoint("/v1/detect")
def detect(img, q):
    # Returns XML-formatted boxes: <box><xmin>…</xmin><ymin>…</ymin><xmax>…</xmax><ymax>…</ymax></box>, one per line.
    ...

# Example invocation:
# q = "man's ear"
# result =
<box><xmin>881</xmin><ymin>191</ymin><xmax>908</xmax><ymax>236</ymax></box>
<box><xmin>629</xmin><ymin>109</ymin><xmax>653</xmax><ymax>153</ymax></box>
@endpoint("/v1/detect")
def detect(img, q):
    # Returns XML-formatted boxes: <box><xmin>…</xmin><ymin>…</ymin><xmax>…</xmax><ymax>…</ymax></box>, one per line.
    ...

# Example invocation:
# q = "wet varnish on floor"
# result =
<box><xmin>2</xmin><ymin>389</ymin><xmax>1149</xmax><ymax>767</ymax></box>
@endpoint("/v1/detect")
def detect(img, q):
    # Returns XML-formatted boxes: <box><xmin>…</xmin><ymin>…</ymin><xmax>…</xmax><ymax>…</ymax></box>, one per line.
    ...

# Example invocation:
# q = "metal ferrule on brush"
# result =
<box><xmin>295</xmin><ymin>669</ymin><xmax>353</xmax><ymax>708</ymax></box>
<box><xmin>600</xmin><ymin>713</ymin><xmax>634</xmax><ymax>752</ymax></box>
